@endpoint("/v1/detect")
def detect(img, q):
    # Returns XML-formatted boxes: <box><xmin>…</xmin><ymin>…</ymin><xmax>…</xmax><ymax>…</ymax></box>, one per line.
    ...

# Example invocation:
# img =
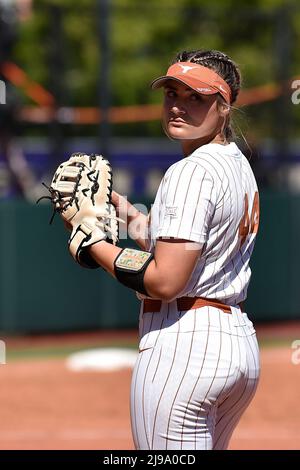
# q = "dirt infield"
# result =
<box><xmin>1</xmin><ymin>334</ymin><xmax>299</xmax><ymax>450</ymax></box>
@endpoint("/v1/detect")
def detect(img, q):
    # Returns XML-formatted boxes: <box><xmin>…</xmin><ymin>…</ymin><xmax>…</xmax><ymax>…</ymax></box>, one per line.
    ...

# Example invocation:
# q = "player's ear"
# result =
<box><xmin>217</xmin><ymin>98</ymin><xmax>230</xmax><ymax>117</ymax></box>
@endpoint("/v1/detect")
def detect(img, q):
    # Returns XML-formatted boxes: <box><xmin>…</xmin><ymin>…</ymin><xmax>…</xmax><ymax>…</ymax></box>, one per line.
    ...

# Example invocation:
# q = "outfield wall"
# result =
<box><xmin>0</xmin><ymin>191</ymin><xmax>298</xmax><ymax>333</ymax></box>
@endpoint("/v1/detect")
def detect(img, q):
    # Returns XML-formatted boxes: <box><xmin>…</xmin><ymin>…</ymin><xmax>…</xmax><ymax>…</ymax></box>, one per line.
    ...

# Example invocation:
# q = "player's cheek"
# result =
<box><xmin>161</xmin><ymin>108</ymin><xmax>169</xmax><ymax>127</ymax></box>
<box><xmin>200</xmin><ymin>111</ymin><xmax>219</xmax><ymax>132</ymax></box>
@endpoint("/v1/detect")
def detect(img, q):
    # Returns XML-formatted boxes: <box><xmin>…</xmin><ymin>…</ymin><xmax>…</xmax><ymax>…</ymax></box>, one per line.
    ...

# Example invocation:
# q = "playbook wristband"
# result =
<box><xmin>114</xmin><ymin>248</ymin><xmax>154</xmax><ymax>296</ymax></box>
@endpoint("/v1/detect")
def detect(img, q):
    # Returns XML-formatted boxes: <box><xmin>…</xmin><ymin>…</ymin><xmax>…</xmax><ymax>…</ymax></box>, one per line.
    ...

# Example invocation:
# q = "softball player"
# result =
<box><xmin>88</xmin><ymin>49</ymin><xmax>260</xmax><ymax>450</ymax></box>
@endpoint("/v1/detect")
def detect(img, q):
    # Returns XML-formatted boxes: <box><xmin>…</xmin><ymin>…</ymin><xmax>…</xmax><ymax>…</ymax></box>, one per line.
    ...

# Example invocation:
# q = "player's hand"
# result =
<box><xmin>111</xmin><ymin>190</ymin><xmax>121</xmax><ymax>207</ymax></box>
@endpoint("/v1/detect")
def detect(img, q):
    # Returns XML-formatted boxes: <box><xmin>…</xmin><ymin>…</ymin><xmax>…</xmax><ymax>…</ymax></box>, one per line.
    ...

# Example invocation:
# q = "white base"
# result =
<box><xmin>66</xmin><ymin>348</ymin><xmax>138</xmax><ymax>372</ymax></box>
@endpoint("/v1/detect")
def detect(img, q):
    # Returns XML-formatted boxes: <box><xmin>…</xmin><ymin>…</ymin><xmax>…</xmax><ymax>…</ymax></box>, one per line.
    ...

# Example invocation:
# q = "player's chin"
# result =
<box><xmin>166</xmin><ymin>124</ymin><xmax>192</xmax><ymax>140</ymax></box>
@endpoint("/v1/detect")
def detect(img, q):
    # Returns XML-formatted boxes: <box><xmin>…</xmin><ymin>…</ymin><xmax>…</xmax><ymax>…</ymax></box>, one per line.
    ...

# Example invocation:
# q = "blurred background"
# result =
<box><xmin>0</xmin><ymin>0</ymin><xmax>300</xmax><ymax>333</ymax></box>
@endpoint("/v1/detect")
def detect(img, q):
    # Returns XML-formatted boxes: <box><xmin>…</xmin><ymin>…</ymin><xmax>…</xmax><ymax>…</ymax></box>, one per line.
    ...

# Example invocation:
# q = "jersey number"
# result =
<box><xmin>239</xmin><ymin>191</ymin><xmax>259</xmax><ymax>247</ymax></box>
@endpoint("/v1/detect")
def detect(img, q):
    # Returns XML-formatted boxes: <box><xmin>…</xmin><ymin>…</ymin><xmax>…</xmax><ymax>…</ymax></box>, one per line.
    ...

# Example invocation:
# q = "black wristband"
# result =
<box><xmin>114</xmin><ymin>248</ymin><xmax>154</xmax><ymax>296</ymax></box>
<box><xmin>77</xmin><ymin>248</ymin><xmax>100</xmax><ymax>269</ymax></box>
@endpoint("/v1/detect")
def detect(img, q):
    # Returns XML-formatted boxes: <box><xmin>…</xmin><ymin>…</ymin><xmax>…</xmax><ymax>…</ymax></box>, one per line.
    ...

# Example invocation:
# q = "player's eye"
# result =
<box><xmin>164</xmin><ymin>89</ymin><xmax>176</xmax><ymax>98</ymax></box>
<box><xmin>190</xmin><ymin>93</ymin><xmax>202</xmax><ymax>101</ymax></box>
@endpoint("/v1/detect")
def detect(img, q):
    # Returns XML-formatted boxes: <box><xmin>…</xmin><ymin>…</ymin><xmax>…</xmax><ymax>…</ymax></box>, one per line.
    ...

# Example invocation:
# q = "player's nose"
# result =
<box><xmin>170</xmin><ymin>103</ymin><xmax>186</xmax><ymax>116</ymax></box>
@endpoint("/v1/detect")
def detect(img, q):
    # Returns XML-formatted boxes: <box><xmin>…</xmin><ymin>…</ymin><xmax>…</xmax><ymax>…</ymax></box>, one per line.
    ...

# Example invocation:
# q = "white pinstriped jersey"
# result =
<box><xmin>148</xmin><ymin>142</ymin><xmax>259</xmax><ymax>305</ymax></box>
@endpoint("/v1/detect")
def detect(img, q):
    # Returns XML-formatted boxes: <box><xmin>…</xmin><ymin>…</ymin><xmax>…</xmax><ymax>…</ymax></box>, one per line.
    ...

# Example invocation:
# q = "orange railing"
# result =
<box><xmin>2</xmin><ymin>61</ymin><xmax>299</xmax><ymax>124</ymax></box>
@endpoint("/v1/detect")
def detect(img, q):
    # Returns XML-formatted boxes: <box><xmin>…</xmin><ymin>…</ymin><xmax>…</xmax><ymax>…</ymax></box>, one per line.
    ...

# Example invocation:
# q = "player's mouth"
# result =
<box><xmin>169</xmin><ymin>118</ymin><xmax>187</xmax><ymax>126</ymax></box>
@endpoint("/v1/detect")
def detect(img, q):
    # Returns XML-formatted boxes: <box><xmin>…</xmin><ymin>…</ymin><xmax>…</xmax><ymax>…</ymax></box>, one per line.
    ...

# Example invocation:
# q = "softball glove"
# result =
<box><xmin>41</xmin><ymin>153</ymin><xmax>121</xmax><ymax>268</ymax></box>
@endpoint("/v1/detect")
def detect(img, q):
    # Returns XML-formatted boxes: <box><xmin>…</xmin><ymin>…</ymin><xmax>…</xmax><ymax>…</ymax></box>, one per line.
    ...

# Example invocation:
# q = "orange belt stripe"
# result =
<box><xmin>143</xmin><ymin>296</ymin><xmax>243</xmax><ymax>314</ymax></box>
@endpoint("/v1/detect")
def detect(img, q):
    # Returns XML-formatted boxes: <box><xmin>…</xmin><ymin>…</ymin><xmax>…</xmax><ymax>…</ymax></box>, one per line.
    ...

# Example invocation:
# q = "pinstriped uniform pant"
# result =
<box><xmin>130</xmin><ymin>301</ymin><xmax>260</xmax><ymax>450</ymax></box>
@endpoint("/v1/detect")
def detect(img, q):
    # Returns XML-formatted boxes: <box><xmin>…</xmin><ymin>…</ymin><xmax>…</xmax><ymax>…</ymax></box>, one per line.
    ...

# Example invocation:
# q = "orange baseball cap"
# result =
<box><xmin>151</xmin><ymin>62</ymin><xmax>231</xmax><ymax>104</ymax></box>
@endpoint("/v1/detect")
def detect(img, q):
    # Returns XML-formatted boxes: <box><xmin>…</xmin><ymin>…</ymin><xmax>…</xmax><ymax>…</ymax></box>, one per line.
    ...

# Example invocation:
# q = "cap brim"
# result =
<box><xmin>150</xmin><ymin>75</ymin><xmax>217</xmax><ymax>95</ymax></box>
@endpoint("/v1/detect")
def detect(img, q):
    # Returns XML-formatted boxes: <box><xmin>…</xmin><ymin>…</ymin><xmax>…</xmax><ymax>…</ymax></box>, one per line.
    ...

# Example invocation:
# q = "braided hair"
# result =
<box><xmin>173</xmin><ymin>50</ymin><xmax>241</xmax><ymax>140</ymax></box>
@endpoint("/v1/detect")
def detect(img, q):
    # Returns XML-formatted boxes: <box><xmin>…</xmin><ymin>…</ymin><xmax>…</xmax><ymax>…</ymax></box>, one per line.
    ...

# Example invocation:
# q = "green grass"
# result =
<box><xmin>257</xmin><ymin>337</ymin><xmax>295</xmax><ymax>348</ymax></box>
<box><xmin>6</xmin><ymin>341</ymin><xmax>138</xmax><ymax>361</ymax></box>
<box><xmin>5</xmin><ymin>337</ymin><xmax>293</xmax><ymax>362</ymax></box>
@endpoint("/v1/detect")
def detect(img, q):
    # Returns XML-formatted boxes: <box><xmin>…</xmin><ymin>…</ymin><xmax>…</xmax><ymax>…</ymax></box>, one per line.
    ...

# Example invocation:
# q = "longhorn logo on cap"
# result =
<box><xmin>177</xmin><ymin>64</ymin><xmax>198</xmax><ymax>74</ymax></box>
